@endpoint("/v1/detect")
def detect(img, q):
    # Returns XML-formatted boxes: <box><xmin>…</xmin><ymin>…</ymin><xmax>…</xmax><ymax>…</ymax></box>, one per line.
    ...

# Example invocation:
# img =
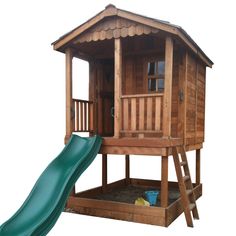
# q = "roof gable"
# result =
<box><xmin>52</xmin><ymin>4</ymin><xmax>213</xmax><ymax>67</ymax></box>
<box><xmin>74</xmin><ymin>17</ymin><xmax>159</xmax><ymax>44</ymax></box>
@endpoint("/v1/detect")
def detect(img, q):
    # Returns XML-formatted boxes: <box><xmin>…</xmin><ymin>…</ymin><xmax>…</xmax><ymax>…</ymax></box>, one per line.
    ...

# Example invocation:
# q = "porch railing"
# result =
<box><xmin>121</xmin><ymin>93</ymin><xmax>163</xmax><ymax>135</ymax></box>
<box><xmin>73</xmin><ymin>98</ymin><xmax>94</xmax><ymax>132</ymax></box>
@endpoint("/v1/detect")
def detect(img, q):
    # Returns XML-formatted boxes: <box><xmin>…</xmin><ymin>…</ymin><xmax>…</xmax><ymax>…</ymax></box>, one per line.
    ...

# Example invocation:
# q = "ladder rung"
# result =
<box><xmin>189</xmin><ymin>203</ymin><xmax>196</xmax><ymax>211</ymax></box>
<box><xmin>183</xmin><ymin>176</ymin><xmax>190</xmax><ymax>182</ymax></box>
<box><xmin>180</xmin><ymin>161</ymin><xmax>187</xmax><ymax>166</ymax></box>
<box><xmin>186</xmin><ymin>189</ymin><xmax>193</xmax><ymax>195</ymax></box>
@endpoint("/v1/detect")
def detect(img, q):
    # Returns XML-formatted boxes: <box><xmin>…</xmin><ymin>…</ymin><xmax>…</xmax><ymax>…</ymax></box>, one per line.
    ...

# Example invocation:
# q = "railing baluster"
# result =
<box><xmin>123</xmin><ymin>98</ymin><xmax>129</xmax><ymax>130</ymax></box>
<box><xmin>139</xmin><ymin>97</ymin><xmax>144</xmax><ymax>130</ymax></box>
<box><xmin>84</xmin><ymin>102</ymin><xmax>87</xmax><ymax>131</ymax></box>
<box><xmin>80</xmin><ymin>102</ymin><xmax>83</xmax><ymax>131</ymax></box>
<box><xmin>76</xmin><ymin>101</ymin><xmax>79</xmax><ymax>131</ymax></box>
<box><xmin>147</xmin><ymin>97</ymin><xmax>152</xmax><ymax>130</ymax></box>
<box><xmin>131</xmin><ymin>98</ymin><xmax>136</xmax><ymax>131</ymax></box>
<box><xmin>155</xmin><ymin>97</ymin><xmax>161</xmax><ymax>131</ymax></box>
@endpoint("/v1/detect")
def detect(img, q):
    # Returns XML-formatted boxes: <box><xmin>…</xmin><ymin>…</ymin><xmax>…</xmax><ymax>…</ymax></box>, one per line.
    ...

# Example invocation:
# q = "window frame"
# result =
<box><xmin>145</xmin><ymin>57</ymin><xmax>165</xmax><ymax>94</ymax></box>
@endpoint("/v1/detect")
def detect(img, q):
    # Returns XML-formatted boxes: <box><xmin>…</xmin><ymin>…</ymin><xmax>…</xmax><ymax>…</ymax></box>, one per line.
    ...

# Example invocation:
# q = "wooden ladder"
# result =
<box><xmin>172</xmin><ymin>146</ymin><xmax>199</xmax><ymax>227</ymax></box>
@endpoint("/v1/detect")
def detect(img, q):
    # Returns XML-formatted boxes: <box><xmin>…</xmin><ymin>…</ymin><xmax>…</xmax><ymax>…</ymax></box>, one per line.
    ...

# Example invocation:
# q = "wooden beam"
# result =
<box><xmin>163</xmin><ymin>37</ymin><xmax>173</xmax><ymax>137</ymax></box>
<box><xmin>125</xmin><ymin>155</ymin><xmax>130</xmax><ymax>185</ymax></box>
<box><xmin>102</xmin><ymin>137</ymin><xmax>182</xmax><ymax>147</ymax></box>
<box><xmin>114</xmin><ymin>38</ymin><xmax>122</xmax><ymax>137</ymax></box>
<box><xmin>196</xmin><ymin>149</ymin><xmax>201</xmax><ymax>185</ymax></box>
<box><xmin>102</xmin><ymin>154</ymin><xmax>108</xmax><ymax>192</ymax></box>
<box><xmin>65</xmin><ymin>48</ymin><xmax>73</xmax><ymax>144</ymax></box>
<box><xmin>161</xmin><ymin>156</ymin><xmax>169</xmax><ymax>208</ymax></box>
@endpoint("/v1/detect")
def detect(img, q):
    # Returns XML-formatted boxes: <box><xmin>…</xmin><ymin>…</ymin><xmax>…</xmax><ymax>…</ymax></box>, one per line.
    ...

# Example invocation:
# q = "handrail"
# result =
<box><xmin>121</xmin><ymin>93</ymin><xmax>164</xmax><ymax>99</ymax></box>
<box><xmin>73</xmin><ymin>98</ymin><xmax>93</xmax><ymax>103</ymax></box>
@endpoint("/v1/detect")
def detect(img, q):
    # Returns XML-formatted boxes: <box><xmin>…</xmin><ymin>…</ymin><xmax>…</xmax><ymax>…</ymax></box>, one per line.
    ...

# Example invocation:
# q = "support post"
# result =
<box><xmin>161</xmin><ymin>156</ymin><xmax>169</xmax><ymax>208</ymax></box>
<box><xmin>125</xmin><ymin>155</ymin><xmax>130</xmax><ymax>185</ymax></box>
<box><xmin>163</xmin><ymin>36</ymin><xmax>173</xmax><ymax>137</ymax></box>
<box><xmin>114</xmin><ymin>38</ymin><xmax>122</xmax><ymax>138</ymax></box>
<box><xmin>196</xmin><ymin>149</ymin><xmax>201</xmax><ymax>185</ymax></box>
<box><xmin>65</xmin><ymin>48</ymin><xmax>74</xmax><ymax>144</ymax></box>
<box><xmin>102</xmin><ymin>154</ymin><xmax>108</xmax><ymax>192</ymax></box>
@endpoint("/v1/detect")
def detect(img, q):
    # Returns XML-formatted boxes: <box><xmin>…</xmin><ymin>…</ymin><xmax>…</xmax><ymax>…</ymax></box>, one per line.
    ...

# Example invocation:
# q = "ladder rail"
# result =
<box><xmin>172</xmin><ymin>146</ymin><xmax>199</xmax><ymax>227</ymax></box>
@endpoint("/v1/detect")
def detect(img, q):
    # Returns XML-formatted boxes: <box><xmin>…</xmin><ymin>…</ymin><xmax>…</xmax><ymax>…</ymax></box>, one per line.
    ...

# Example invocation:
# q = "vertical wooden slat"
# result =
<box><xmin>163</xmin><ymin>36</ymin><xmax>173</xmax><ymax>137</ymax></box>
<box><xmin>102</xmin><ymin>154</ymin><xmax>108</xmax><ymax>193</ymax></box>
<box><xmin>131</xmin><ymin>98</ymin><xmax>136</xmax><ymax>131</ymax></box>
<box><xmin>139</xmin><ymin>97</ymin><xmax>144</xmax><ymax>130</ymax></box>
<box><xmin>90</xmin><ymin>103</ymin><xmax>94</xmax><ymax>131</ymax></box>
<box><xmin>80</xmin><ymin>102</ymin><xmax>83</xmax><ymax>131</ymax></box>
<box><xmin>196</xmin><ymin>149</ymin><xmax>201</xmax><ymax>185</ymax></box>
<box><xmin>161</xmin><ymin>156</ymin><xmax>169</xmax><ymax>208</ymax></box>
<box><xmin>76</xmin><ymin>101</ymin><xmax>79</xmax><ymax>131</ymax></box>
<box><xmin>65</xmin><ymin>48</ymin><xmax>73</xmax><ymax>144</ymax></box>
<box><xmin>114</xmin><ymin>38</ymin><xmax>122</xmax><ymax>137</ymax></box>
<box><xmin>88</xmin><ymin>102</ymin><xmax>90</xmax><ymax>131</ymax></box>
<box><xmin>123</xmin><ymin>98</ymin><xmax>129</xmax><ymax>130</ymax></box>
<box><xmin>147</xmin><ymin>97</ymin><xmax>152</xmax><ymax>130</ymax></box>
<box><xmin>84</xmin><ymin>102</ymin><xmax>87</xmax><ymax>131</ymax></box>
<box><xmin>155</xmin><ymin>97</ymin><xmax>161</xmax><ymax>130</ymax></box>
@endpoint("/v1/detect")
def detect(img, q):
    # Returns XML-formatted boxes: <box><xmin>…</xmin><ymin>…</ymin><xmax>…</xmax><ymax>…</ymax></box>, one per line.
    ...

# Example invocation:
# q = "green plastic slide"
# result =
<box><xmin>0</xmin><ymin>134</ymin><xmax>102</xmax><ymax>236</ymax></box>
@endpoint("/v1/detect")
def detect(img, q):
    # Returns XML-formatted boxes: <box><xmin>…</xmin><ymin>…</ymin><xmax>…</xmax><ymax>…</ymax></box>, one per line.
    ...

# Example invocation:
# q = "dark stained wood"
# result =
<box><xmin>125</xmin><ymin>155</ymin><xmax>130</xmax><ymax>185</ymax></box>
<box><xmin>102</xmin><ymin>154</ymin><xmax>107</xmax><ymax>192</ymax></box>
<box><xmin>196</xmin><ymin>149</ymin><xmax>201</xmax><ymax>185</ymax></box>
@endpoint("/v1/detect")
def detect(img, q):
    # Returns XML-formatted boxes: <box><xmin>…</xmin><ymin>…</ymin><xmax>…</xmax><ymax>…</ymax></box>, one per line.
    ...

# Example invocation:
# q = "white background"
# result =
<box><xmin>0</xmin><ymin>0</ymin><xmax>236</xmax><ymax>235</ymax></box>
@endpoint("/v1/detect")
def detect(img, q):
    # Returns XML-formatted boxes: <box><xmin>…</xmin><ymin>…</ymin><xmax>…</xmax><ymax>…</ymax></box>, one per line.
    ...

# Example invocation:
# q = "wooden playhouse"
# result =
<box><xmin>52</xmin><ymin>5</ymin><xmax>213</xmax><ymax>227</ymax></box>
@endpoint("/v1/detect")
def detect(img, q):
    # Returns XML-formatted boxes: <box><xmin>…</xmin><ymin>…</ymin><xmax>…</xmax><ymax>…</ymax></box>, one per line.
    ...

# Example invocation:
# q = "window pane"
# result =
<box><xmin>158</xmin><ymin>61</ymin><xmax>165</xmax><ymax>76</ymax></box>
<box><xmin>148</xmin><ymin>62</ymin><xmax>156</xmax><ymax>76</ymax></box>
<box><xmin>148</xmin><ymin>78</ymin><xmax>157</xmax><ymax>92</ymax></box>
<box><xmin>158</xmin><ymin>79</ymin><xmax>164</xmax><ymax>93</ymax></box>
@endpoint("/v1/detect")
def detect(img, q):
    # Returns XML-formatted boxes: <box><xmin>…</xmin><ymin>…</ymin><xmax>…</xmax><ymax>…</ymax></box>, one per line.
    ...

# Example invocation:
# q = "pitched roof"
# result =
<box><xmin>52</xmin><ymin>4</ymin><xmax>213</xmax><ymax>67</ymax></box>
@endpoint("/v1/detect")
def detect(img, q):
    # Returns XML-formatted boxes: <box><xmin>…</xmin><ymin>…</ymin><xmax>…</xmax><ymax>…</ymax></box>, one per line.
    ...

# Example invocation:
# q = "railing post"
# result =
<box><xmin>163</xmin><ymin>36</ymin><xmax>173</xmax><ymax>137</ymax></box>
<box><xmin>65</xmin><ymin>48</ymin><xmax>74</xmax><ymax>144</ymax></box>
<box><xmin>114</xmin><ymin>38</ymin><xmax>122</xmax><ymax>138</ymax></box>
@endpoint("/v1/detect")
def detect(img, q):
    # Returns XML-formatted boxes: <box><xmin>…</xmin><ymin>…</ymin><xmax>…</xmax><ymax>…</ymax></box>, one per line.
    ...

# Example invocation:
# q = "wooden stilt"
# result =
<box><xmin>102</xmin><ymin>154</ymin><xmax>108</xmax><ymax>192</ymax></box>
<box><xmin>125</xmin><ymin>155</ymin><xmax>130</xmax><ymax>185</ymax></box>
<box><xmin>196</xmin><ymin>149</ymin><xmax>201</xmax><ymax>185</ymax></box>
<box><xmin>161</xmin><ymin>156</ymin><xmax>169</xmax><ymax>208</ymax></box>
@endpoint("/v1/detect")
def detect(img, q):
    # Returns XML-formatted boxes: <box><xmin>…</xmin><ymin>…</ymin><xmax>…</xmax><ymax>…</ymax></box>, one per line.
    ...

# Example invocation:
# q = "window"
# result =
<box><xmin>147</xmin><ymin>60</ymin><xmax>165</xmax><ymax>93</ymax></box>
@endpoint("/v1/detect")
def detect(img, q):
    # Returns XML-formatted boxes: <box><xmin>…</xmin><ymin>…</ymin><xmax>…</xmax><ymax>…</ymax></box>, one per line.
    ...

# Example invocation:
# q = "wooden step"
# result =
<box><xmin>189</xmin><ymin>203</ymin><xmax>196</xmax><ymax>211</ymax></box>
<box><xmin>180</xmin><ymin>161</ymin><xmax>187</xmax><ymax>166</ymax></box>
<box><xmin>183</xmin><ymin>176</ymin><xmax>190</xmax><ymax>182</ymax></box>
